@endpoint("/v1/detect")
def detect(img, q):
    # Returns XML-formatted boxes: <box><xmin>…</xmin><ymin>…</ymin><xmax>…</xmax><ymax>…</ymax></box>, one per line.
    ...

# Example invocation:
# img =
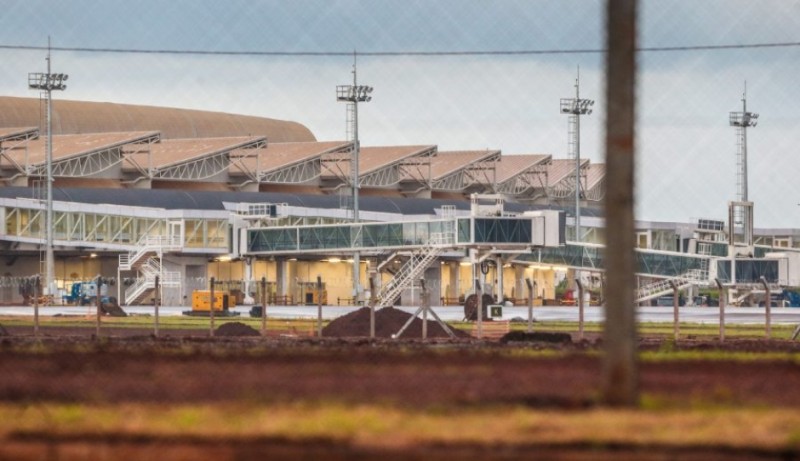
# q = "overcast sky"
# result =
<box><xmin>1</xmin><ymin>0</ymin><xmax>799</xmax><ymax>228</ymax></box>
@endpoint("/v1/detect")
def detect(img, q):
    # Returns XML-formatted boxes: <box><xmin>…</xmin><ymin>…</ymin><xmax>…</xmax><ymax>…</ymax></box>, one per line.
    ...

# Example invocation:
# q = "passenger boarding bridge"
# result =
<box><xmin>0</xmin><ymin>189</ymin><xmax>795</xmax><ymax>307</ymax></box>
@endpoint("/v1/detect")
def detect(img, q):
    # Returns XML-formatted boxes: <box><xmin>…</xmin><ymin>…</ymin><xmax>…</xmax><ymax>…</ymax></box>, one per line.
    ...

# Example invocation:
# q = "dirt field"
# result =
<box><xmin>2</xmin><ymin>322</ymin><xmax>800</xmax><ymax>460</ymax></box>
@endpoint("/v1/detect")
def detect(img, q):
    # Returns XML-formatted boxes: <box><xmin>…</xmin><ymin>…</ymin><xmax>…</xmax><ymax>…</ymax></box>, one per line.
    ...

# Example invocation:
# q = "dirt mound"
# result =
<box><xmin>215</xmin><ymin>321</ymin><xmax>260</xmax><ymax>337</ymax></box>
<box><xmin>500</xmin><ymin>331</ymin><xmax>572</xmax><ymax>344</ymax></box>
<box><xmin>323</xmin><ymin>307</ymin><xmax>469</xmax><ymax>339</ymax></box>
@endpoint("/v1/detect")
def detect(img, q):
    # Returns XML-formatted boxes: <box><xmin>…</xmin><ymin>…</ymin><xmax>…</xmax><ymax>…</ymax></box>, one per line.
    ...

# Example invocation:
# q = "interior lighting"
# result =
<box><xmin>329</xmin><ymin>257</ymin><xmax>342</xmax><ymax>264</ymax></box>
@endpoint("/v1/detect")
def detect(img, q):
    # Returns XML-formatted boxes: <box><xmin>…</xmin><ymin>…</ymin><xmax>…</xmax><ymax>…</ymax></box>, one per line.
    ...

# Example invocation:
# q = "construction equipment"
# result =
<box><xmin>183</xmin><ymin>290</ymin><xmax>239</xmax><ymax>317</ymax></box>
<box><xmin>63</xmin><ymin>281</ymin><xmax>101</xmax><ymax>306</ymax></box>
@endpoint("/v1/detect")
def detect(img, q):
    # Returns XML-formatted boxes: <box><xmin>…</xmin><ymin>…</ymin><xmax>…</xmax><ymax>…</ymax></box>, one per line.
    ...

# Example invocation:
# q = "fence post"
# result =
<box><xmin>421</xmin><ymin>279</ymin><xmax>428</xmax><ymax>340</ymax></box>
<box><xmin>261</xmin><ymin>276</ymin><xmax>267</xmax><ymax>336</ymax></box>
<box><xmin>575</xmin><ymin>278</ymin><xmax>585</xmax><ymax>341</ymax></box>
<box><xmin>154</xmin><ymin>275</ymin><xmax>160</xmax><ymax>338</ymax></box>
<box><xmin>669</xmin><ymin>280</ymin><xmax>679</xmax><ymax>341</ymax></box>
<box><xmin>760</xmin><ymin>276</ymin><xmax>771</xmax><ymax>339</ymax></box>
<box><xmin>368</xmin><ymin>274</ymin><xmax>377</xmax><ymax>339</ymax></box>
<box><xmin>209</xmin><ymin>276</ymin><xmax>215</xmax><ymax>338</ymax></box>
<box><xmin>95</xmin><ymin>274</ymin><xmax>102</xmax><ymax>338</ymax></box>
<box><xmin>34</xmin><ymin>275</ymin><xmax>40</xmax><ymax>338</ymax></box>
<box><xmin>526</xmin><ymin>278</ymin><xmax>534</xmax><ymax>333</ymax></box>
<box><xmin>475</xmin><ymin>278</ymin><xmax>483</xmax><ymax>340</ymax></box>
<box><xmin>317</xmin><ymin>275</ymin><xmax>323</xmax><ymax>337</ymax></box>
<box><xmin>715</xmin><ymin>278</ymin><xmax>725</xmax><ymax>342</ymax></box>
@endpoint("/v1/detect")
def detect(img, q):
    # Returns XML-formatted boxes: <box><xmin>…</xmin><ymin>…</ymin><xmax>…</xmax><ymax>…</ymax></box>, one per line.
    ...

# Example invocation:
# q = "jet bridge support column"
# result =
<box><xmin>276</xmin><ymin>257</ymin><xmax>289</xmax><ymax>303</ymax></box>
<box><xmin>448</xmin><ymin>261</ymin><xmax>459</xmax><ymax>302</ymax></box>
<box><xmin>515</xmin><ymin>265</ymin><xmax>526</xmax><ymax>304</ymax></box>
<box><xmin>495</xmin><ymin>255</ymin><xmax>504</xmax><ymax>303</ymax></box>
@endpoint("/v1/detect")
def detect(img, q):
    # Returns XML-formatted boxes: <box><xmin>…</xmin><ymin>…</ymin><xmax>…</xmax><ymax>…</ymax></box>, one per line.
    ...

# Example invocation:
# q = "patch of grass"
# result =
<box><xmin>3</xmin><ymin>401</ymin><xmax>800</xmax><ymax>450</ymax></box>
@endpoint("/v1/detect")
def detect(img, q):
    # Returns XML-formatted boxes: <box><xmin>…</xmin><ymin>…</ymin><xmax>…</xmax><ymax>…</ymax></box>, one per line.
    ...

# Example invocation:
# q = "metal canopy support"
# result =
<box><xmin>0</xmin><ymin>130</ymin><xmax>39</xmax><ymax>181</ymax></box>
<box><xmin>261</xmin><ymin>156</ymin><xmax>321</xmax><ymax>184</ymax></box>
<box><xmin>28</xmin><ymin>133</ymin><xmax>162</xmax><ymax>179</ymax></box>
<box><xmin>548</xmin><ymin>162</ymin><xmax>589</xmax><ymax>199</ymax></box>
<box><xmin>497</xmin><ymin>162</ymin><xmax>549</xmax><ymax>196</ymax></box>
<box><xmin>431</xmin><ymin>152</ymin><xmax>500</xmax><ymax>192</ymax></box>
<box><xmin>154</xmin><ymin>146</ymin><xmax>262</xmax><ymax>182</ymax></box>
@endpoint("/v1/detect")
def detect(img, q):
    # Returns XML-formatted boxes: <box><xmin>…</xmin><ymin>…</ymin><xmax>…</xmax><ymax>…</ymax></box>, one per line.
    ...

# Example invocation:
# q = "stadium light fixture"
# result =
<box><xmin>28</xmin><ymin>37</ymin><xmax>69</xmax><ymax>298</ymax></box>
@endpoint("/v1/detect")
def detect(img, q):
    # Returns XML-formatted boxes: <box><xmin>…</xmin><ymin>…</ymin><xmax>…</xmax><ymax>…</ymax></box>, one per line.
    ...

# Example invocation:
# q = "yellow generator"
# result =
<box><xmin>184</xmin><ymin>290</ymin><xmax>238</xmax><ymax>317</ymax></box>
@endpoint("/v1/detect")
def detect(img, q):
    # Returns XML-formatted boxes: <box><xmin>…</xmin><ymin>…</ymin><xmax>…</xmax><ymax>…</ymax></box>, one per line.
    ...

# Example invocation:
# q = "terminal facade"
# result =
<box><xmin>1</xmin><ymin>97</ymin><xmax>799</xmax><ymax>307</ymax></box>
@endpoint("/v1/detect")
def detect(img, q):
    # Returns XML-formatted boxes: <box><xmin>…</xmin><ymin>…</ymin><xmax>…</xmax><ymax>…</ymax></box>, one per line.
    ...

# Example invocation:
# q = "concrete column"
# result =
<box><xmin>276</xmin><ymin>258</ymin><xmax>288</xmax><ymax>298</ymax></box>
<box><xmin>495</xmin><ymin>256</ymin><xmax>503</xmax><ymax>302</ymax></box>
<box><xmin>515</xmin><ymin>265</ymin><xmax>526</xmax><ymax>303</ymax></box>
<box><xmin>243</xmin><ymin>258</ymin><xmax>254</xmax><ymax>304</ymax></box>
<box><xmin>448</xmin><ymin>261</ymin><xmax>459</xmax><ymax>299</ymax></box>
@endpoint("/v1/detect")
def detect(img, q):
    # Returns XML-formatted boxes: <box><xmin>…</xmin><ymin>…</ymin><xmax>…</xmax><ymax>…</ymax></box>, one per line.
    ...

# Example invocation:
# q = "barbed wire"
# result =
<box><xmin>1</xmin><ymin>41</ymin><xmax>799</xmax><ymax>57</ymax></box>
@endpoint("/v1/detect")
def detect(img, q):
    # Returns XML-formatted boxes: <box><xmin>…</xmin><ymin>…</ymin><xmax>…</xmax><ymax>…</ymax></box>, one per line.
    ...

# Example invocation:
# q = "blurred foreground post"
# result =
<box><xmin>602</xmin><ymin>0</ymin><xmax>639</xmax><ymax>407</ymax></box>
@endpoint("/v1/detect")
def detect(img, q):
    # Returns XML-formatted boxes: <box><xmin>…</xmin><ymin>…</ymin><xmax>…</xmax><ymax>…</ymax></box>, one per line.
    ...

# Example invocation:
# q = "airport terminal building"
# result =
<box><xmin>1</xmin><ymin>97</ymin><xmax>799</xmax><ymax>308</ymax></box>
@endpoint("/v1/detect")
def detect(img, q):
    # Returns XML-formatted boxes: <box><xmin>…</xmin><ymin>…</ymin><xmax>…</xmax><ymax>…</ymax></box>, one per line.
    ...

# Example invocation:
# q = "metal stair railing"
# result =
<box><xmin>123</xmin><ymin>256</ymin><xmax>181</xmax><ymax>305</ymax></box>
<box><xmin>119</xmin><ymin>234</ymin><xmax>182</xmax><ymax>270</ymax></box>
<box><xmin>635</xmin><ymin>267</ymin><xmax>709</xmax><ymax>303</ymax></box>
<box><xmin>376</xmin><ymin>232</ymin><xmax>453</xmax><ymax>309</ymax></box>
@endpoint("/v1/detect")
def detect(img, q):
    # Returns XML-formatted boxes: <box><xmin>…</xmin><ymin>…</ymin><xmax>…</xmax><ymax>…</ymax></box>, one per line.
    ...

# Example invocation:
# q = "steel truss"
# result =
<box><xmin>38</xmin><ymin>133</ymin><xmax>160</xmax><ymax>179</ymax></box>
<box><xmin>0</xmin><ymin>129</ymin><xmax>39</xmax><ymax>183</ymax></box>
<box><xmin>258</xmin><ymin>143</ymin><xmax>354</xmax><ymax>186</ymax></box>
<box><xmin>360</xmin><ymin>146</ymin><xmax>437</xmax><ymax>188</ymax></box>
<box><xmin>320</xmin><ymin>145</ymin><xmax>355</xmax><ymax>186</ymax></box>
<box><xmin>432</xmin><ymin>153</ymin><xmax>500</xmax><ymax>191</ymax></box>
<box><xmin>549</xmin><ymin>165</ymin><xmax>588</xmax><ymax>199</ymax></box>
<box><xmin>149</xmin><ymin>138</ymin><xmax>265</xmax><ymax>182</ymax></box>
<box><xmin>496</xmin><ymin>162</ymin><xmax>549</xmax><ymax>196</ymax></box>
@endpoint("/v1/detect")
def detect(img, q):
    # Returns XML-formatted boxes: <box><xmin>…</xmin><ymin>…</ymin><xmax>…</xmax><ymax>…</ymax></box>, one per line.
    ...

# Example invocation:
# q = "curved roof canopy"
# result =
<box><xmin>0</xmin><ymin>97</ymin><xmax>315</xmax><ymax>142</ymax></box>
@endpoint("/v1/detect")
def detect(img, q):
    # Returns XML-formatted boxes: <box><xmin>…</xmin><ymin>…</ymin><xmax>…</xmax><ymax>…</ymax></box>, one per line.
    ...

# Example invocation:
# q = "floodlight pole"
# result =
<box><xmin>729</xmin><ymin>83</ymin><xmax>758</xmax><ymax>204</ymax></box>
<box><xmin>28</xmin><ymin>37</ymin><xmax>68</xmax><ymax>300</ymax></box>
<box><xmin>336</xmin><ymin>53</ymin><xmax>373</xmax><ymax>302</ymax></box>
<box><xmin>560</xmin><ymin>69</ymin><xmax>594</xmax><ymax>244</ymax></box>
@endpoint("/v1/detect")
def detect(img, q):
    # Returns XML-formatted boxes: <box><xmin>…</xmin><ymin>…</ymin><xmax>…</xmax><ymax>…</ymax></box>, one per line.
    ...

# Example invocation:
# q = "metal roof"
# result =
<box><xmin>4</xmin><ymin>131</ymin><xmax>159</xmax><ymax>166</ymax></box>
<box><xmin>0</xmin><ymin>127</ymin><xmax>38</xmax><ymax>142</ymax></box>
<box><xmin>494</xmin><ymin>154</ymin><xmax>551</xmax><ymax>184</ymax></box>
<box><xmin>430</xmin><ymin>150</ymin><xmax>500</xmax><ymax>180</ymax></box>
<box><xmin>0</xmin><ymin>96</ymin><xmax>315</xmax><ymax>142</ymax></box>
<box><xmin>547</xmin><ymin>158</ymin><xmax>590</xmax><ymax>186</ymax></box>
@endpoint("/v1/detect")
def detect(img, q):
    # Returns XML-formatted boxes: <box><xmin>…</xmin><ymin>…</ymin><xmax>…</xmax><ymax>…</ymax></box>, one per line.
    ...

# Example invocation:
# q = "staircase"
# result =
<box><xmin>635</xmin><ymin>268</ymin><xmax>708</xmax><ymax>304</ymax></box>
<box><xmin>635</xmin><ymin>243</ymin><xmax>713</xmax><ymax>304</ymax></box>
<box><xmin>376</xmin><ymin>233</ymin><xmax>453</xmax><ymax>309</ymax></box>
<box><xmin>119</xmin><ymin>235</ymin><xmax>182</xmax><ymax>306</ymax></box>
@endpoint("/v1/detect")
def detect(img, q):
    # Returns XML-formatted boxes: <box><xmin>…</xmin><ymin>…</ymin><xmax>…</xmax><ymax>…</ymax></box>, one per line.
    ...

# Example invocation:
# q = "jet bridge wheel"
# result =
<box><xmin>463</xmin><ymin>293</ymin><xmax>494</xmax><ymax>321</ymax></box>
